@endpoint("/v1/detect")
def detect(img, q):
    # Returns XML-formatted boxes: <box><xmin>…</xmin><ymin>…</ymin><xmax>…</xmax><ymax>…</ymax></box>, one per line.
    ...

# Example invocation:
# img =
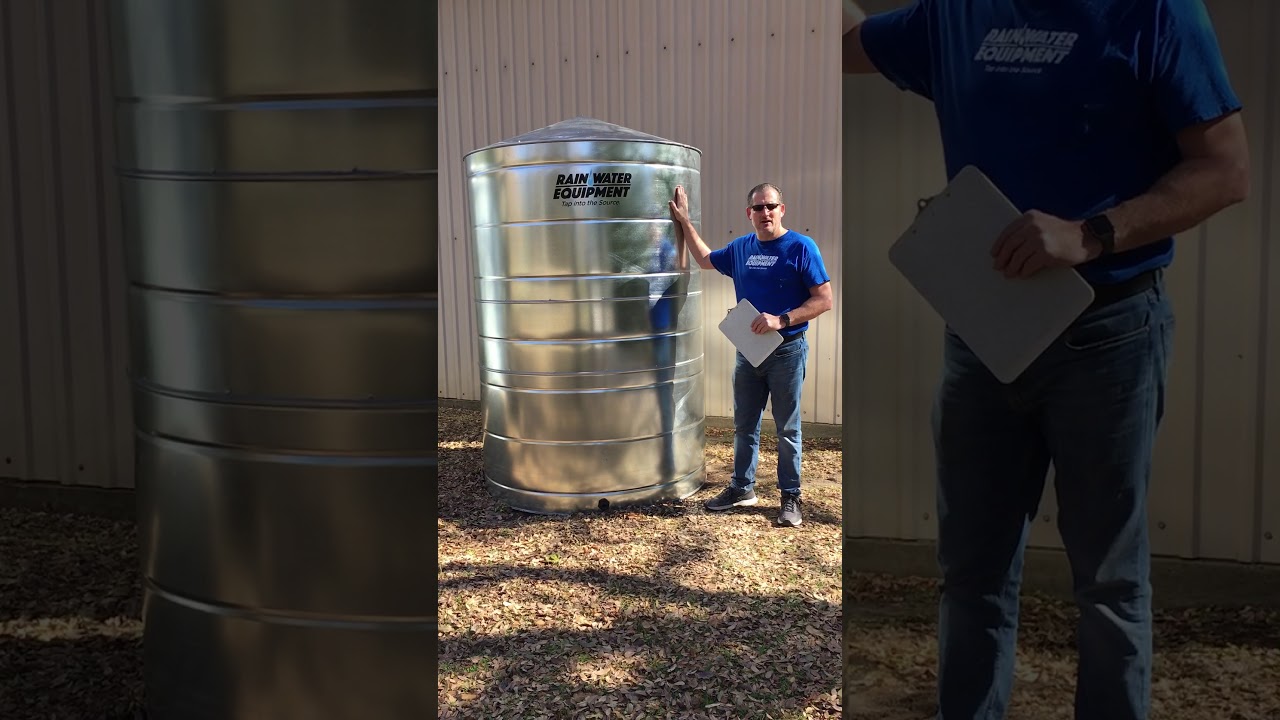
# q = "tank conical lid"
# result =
<box><xmin>466</xmin><ymin>116</ymin><xmax>699</xmax><ymax>155</ymax></box>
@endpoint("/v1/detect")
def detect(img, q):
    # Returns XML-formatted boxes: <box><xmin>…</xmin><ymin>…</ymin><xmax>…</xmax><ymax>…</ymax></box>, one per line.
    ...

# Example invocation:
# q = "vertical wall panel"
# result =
<box><xmin>438</xmin><ymin>0</ymin><xmax>843</xmax><ymax>425</ymax></box>
<box><xmin>842</xmin><ymin>0</ymin><xmax>1280</xmax><ymax>564</ymax></box>
<box><xmin>437</xmin><ymin>3</ymin><xmax>475</xmax><ymax>402</ymax></box>
<box><xmin>1</xmin><ymin>0</ymin><xmax>1271</xmax><ymax>548</ymax></box>
<box><xmin>0</xmin><ymin>0</ymin><xmax>31</xmax><ymax>479</ymax></box>
<box><xmin>1147</xmin><ymin>228</ymin><xmax>1205</xmax><ymax>555</ymax></box>
<box><xmin>94</xmin><ymin>0</ymin><xmax>132</xmax><ymax>489</ymax></box>
<box><xmin>1194</xmin><ymin>0</ymin><xmax>1268</xmax><ymax>562</ymax></box>
<box><xmin>7</xmin><ymin>0</ymin><xmax>67</xmax><ymax>483</ymax></box>
<box><xmin>49</xmin><ymin>1</ymin><xmax>112</xmax><ymax>489</ymax></box>
<box><xmin>842</xmin><ymin>71</ymin><xmax>925</xmax><ymax>539</ymax></box>
<box><xmin>0</xmin><ymin>1</ymin><xmax>133</xmax><ymax>489</ymax></box>
<box><xmin>1258</xmin><ymin>0</ymin><xmax>1280</xmax><ymax>565</ymax></box>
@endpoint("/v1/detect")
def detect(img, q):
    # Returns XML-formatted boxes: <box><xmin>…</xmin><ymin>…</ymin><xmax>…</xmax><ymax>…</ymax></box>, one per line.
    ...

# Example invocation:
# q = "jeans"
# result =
<box><xmin>730</xmin><ymin>335</ymin><xmax>808</xmax><ymax>496</ymax></box>
<box><xmin>932</xmin><ymin>280</ymin><xmax>1174</xmax><ymax>720</ymax></box>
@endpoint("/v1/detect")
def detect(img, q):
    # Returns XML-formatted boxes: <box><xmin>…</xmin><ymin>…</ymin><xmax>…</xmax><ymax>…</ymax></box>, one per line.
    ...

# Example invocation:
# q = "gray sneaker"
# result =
<box><xmin>777</xmin><ymin>494</ymin><xmax>802</xmax><ymax>527</ymax></box>
<box><xmin>705</xmin><ymin>485</ymin><xmax>758</xmax><ymax>511</ymax></box>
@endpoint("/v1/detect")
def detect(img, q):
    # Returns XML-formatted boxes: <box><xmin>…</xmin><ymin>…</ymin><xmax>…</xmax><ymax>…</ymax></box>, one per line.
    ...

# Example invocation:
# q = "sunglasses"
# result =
<box><xmin>750</xmin><ymin>203</ymin><xmax>781</xmax><ymax>212</ymax></box>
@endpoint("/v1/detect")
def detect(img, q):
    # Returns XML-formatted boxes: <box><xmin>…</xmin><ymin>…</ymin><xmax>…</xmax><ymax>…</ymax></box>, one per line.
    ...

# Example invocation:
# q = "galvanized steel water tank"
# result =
<box><xmin>463</xmin><ymin>118</ymin><xmax>706</xmax><ymax>514</ymax></box>
<box><xmin>108</xmin><ymin>1</ymin><xmax>436</xmax><ymax>717</ymax></box>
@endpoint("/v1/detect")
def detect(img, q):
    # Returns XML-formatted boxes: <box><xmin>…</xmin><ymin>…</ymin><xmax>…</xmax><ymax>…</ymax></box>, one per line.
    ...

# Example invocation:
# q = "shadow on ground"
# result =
<box><xmin>437</xmin><ymin>411</ymin><xmax>845</xmax><ymax>719</ymax></box>
<box><xmin>843</xmin><ymin>540</ymin><xmax>1280</xmax><ymax>720</ymax></box>
<box><xmin>440</xmin><ymin>560</ymin><xmax>842</xmax><ymax>718</ymax></box>
<box><xmin>0</xmin><ymin>636</ymin><xmax>143</xmax><ymax>719</ymax></box>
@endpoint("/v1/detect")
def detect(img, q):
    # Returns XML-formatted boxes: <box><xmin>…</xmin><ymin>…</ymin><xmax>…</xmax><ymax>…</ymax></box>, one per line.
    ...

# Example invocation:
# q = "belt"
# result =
<box><xmin>779</xmin><ymin>331</ymin><xmax>805</xmax><ymax>344</ymax></box>
<box><xmin>1087</xmin><ymin>269</ymin><xmax>1159</xmax><ymax>310</ymax></box>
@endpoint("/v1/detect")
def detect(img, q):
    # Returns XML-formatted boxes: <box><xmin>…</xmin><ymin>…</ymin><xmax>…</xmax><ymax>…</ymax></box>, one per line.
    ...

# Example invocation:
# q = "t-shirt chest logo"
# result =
<box><xmin>745</xmin><ymin>254</ymin><xmax>780</xmax><ymax>269</ymax></box>
<box><xmin>974</xmin><ymin>27</ymin><xmax>1078</xmax><ymax>74</ymax></box>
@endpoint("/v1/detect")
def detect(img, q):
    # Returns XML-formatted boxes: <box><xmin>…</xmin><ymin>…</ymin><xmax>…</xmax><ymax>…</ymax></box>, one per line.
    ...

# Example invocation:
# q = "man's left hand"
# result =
<box><xmin>991</xmin><ymin>210</ymin><xmax>1098</xmax><ymax>278</ymax></box>
<box><xmin>751</xmin><ymin>313</ymin><xmax>784</xmax><ymax>334</ymax></box>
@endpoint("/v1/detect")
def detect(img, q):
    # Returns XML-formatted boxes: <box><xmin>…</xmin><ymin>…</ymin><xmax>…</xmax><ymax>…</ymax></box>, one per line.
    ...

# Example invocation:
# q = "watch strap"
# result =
<box><xmin>1083</xmin><ymin>214</ymin><xmax>1116</xmax><ymax>256</ymax></box>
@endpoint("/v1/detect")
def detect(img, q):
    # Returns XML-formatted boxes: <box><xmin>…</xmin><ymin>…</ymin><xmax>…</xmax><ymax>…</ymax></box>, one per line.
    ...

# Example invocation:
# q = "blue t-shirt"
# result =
<box><xmin>861</xmin><ymin>0</ymin><xmax>1241</xmax><ymax>284</ymax></box>
<box><xmin>709</xmin><ymin>230</ymin><xmax>831</xmax><ymax>336</ymax></box>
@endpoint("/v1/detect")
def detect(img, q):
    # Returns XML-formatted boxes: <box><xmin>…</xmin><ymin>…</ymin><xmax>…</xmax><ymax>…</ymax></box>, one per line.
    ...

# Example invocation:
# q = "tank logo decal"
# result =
<box><xmin>553</xmin><ymin>171</ymin><xmax>633</xmax><ymax>206</ymax></box>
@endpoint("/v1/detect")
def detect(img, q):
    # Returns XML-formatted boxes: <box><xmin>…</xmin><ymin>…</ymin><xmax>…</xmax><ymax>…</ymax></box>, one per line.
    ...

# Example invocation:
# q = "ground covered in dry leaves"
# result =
<box><xmin>0</xmin><ymin>507</ymin><xmax>143</xmax><ymax>718</ymax></box>
<box><xmin>438</xmin><ymin>406</ymin><xmax>845</xmax><ymax>719</ymax></box>
<box><xmin>3</xmin><ymin>405</ymin><xmax>1276</xmax><ymax>719</ymax></box>
<box><xmin>844</xmin><ymin>568</ymin><xmax>1280</xmax><ymax>719</ymax></box>
<box><xmin>443</xmin><ymin>406</ymin><xmax>1280</xmax><ymax>720</ymax></box>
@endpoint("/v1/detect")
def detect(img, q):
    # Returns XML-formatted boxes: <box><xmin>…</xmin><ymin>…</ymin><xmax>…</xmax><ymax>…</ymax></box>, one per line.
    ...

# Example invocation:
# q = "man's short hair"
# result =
<box><xmin>747</xmin><ymin>183</ymin><xmax>784</xmax><ymax>205</ymax></box>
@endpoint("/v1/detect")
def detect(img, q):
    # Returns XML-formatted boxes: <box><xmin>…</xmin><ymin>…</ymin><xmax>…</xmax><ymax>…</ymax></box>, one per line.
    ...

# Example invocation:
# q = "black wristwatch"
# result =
<box><xmin>781</xmin><ymin>313</ymin><xmax>791</xmax><ymax>328</ymax></box>
<box><xmin>1082</xmin><ymin>213</ymin><xmax>1116</xmax><ymax>256</ymax></box>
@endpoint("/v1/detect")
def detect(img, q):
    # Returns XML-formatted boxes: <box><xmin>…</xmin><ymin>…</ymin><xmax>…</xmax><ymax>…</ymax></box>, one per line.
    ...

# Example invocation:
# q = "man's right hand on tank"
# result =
<box><xmin>668</xmin><ymin>185</ymin><xmax>691</xmax><ymax>224</ymax></box>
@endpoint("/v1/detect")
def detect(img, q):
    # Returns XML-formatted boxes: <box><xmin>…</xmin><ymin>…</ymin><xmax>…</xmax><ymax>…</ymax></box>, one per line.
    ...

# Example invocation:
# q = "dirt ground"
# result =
<box><xmin>442</xmin><ymin>404</ymin><xmax>1280</xmax><ymax>720</ymax></box>
<box><xmin>438</xmin><ymin>406</ymin><xmax>845</xmax><ymax>719</ymax></box>
<box><xmin>2</xmin><ymin>405</ymin><xmax>1276</xmax><ymax>719</ymax></box>
<box><xmin>844</xmin><ymin>564</ymin><xmax>1280</xmax><ymax>719</ymax></box>
<box><xmin>0</xmin><ymin>507</ymin><xmax>143</xmax><ymax>719</ymax></box>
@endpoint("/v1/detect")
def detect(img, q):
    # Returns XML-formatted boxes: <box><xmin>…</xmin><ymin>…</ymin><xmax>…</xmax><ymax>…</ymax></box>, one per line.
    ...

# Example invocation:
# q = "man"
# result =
<box><xmin>841</xmin><ymin>1</ymin><xmax>1249</xmax><ymax>718</ymax></box>
<box><xmin>668</xmin><ymin>183</ymin><xmax>833</xmax><ymax>527</ymax></box>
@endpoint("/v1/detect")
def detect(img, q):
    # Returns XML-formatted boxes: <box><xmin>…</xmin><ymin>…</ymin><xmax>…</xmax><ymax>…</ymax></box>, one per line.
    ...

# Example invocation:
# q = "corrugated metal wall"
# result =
<box><xmin>437</xmin><ymin>0</ymin><xmax>845</xmax><ymax>426</ymax></box>
<box><xmin>843</xmin><ymin>0</ymin><xmax>1280</xmax><ymax>564</ymax></box>
<box><xmin>6</xmin><ymin>0</ymin><xmax>1275</xmax><ymax>567</ymax></box>
<box><xmin>0</xmin><ymin>1</ymin><xmax>132</xmax><ymax>489</ymax></box>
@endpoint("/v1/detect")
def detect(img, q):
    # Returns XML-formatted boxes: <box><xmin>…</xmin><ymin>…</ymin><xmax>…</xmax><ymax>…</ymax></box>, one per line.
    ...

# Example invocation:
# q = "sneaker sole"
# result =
<box><xmin>706</xmin><ymin>496</ymin><xmax>758</xmax><ymax>511</ymax></box>
<box><xmin>777</xmin><ymin>517</ymin><xmax>802</xmax><ymax>527</ymax></box>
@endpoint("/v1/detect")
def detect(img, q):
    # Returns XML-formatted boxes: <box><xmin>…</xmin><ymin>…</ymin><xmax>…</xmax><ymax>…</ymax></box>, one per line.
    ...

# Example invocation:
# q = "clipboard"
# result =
<box><xmin>718</xmin><ymin>299</ymin><xmax>784</xmax><ymax>367</ymax></box>
<box><xmin>887</xmin><ymin>165</ymin><xmax>1096</xmax><ymax>384</ymax></box>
